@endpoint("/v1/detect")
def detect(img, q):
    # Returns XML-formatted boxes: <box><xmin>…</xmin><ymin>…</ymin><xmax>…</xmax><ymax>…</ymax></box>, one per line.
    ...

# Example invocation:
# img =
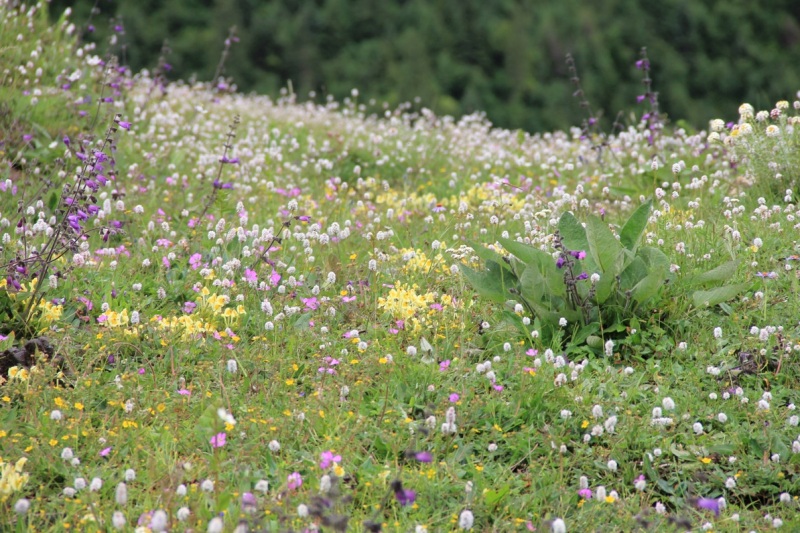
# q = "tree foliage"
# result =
<box><xmin>51</xmin><ymin>0</ymin><xmax>800</xmax><ymax>132</ymax></box>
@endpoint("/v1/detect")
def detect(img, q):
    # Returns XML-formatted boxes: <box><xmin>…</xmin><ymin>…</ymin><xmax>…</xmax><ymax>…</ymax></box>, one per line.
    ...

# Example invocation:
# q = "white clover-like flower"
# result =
<box><xmin>458</xmin><ymin>509</ymin><xmax>474</xmax><ymax>530</ymax></box>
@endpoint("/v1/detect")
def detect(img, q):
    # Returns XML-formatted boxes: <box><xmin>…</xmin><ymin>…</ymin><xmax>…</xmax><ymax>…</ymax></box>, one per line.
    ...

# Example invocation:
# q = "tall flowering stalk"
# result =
<box><xmin>196</xmin><ymin>114</ymin><xmax>240</xmax><ymax>225</ymax></box>
<box><xmin>3</xmin><ymin>114</ymin><xmax>126</xmax><ymax>335</ymax></box>
<box><xmin>636</xmin><ymin>47</ymin><xmax>663</xmax><ymax>145</ymax></box>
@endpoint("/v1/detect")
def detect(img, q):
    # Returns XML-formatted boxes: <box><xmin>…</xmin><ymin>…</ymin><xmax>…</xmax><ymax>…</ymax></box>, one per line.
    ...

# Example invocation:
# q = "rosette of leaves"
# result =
<box><xmin>461</xmin><ymin>200</ymin><xmax>748</xmax><ymax>350</ymax></box>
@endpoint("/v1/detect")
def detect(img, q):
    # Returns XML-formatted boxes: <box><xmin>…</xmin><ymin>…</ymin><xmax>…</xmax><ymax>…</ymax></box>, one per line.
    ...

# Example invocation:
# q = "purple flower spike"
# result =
<box><xmin>395</xmin><ymin>488</ymin><xmax>416</xmax><ymax>506</ymax></box>
<box><xmin>696</xmin><ymin>497</ymin><xmax>720</xmax><ymax>516</ymax></box>
<box><xmin>413</xmin><ymin>451</ymin><xmax>433</xmax><ymax>463</ymax></box>
<box><xmin>241</xmin><ymin>492</ymin><xmax>257</xmax><ymax>511</ymax></box>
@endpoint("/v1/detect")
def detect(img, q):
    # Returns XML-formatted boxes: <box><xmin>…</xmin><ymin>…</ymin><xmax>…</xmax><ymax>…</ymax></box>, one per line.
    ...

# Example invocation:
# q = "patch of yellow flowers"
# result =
<box><xmin>0</xmin><ymin>457</ymin><xmax>29</xmax><ymax>502</ymax></box>
<box><xmin>378</xmin><ymin>283</ymin><xmax>435</xmax><ymax>321</ymax></box>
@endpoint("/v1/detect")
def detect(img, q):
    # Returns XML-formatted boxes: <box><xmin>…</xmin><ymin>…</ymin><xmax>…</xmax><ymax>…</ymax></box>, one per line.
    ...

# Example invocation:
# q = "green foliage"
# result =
<box><xmin>48</xmin><ymin>0</ymin><xmax>800</xmax><ymax>132</ymax></box>
<box><xmin>463</xmin><ymin>200</ymin><xmax>748</xmax><ymax>350</ymax></box>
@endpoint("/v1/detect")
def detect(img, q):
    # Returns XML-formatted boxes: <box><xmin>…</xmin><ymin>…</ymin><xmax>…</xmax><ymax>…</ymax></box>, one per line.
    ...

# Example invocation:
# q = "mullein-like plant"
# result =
<box><xmin>461</xmin><ymin>200</ymin><xmax>749</xmax><ymax>351</ymax></box>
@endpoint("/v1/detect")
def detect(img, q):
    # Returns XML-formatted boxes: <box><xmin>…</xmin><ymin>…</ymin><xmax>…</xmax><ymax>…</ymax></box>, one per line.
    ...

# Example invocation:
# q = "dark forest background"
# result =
<box><xmin>49</xmin><ymin>0</ymin><xmax>800</xmax><ymax>132</ymax></box>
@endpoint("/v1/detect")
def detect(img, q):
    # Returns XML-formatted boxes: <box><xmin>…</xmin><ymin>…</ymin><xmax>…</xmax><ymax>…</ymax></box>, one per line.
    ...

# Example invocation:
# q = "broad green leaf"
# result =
<box><xmin>593</xmin><ymin>271</ymin><xmax>615</xmax><ymax>304</ymax></box>
<box><xmin>692</xmin><ymin>282</ymin><xmax>749</xmax><ymax>307</ymax></box>
<box><xmin>500</xmin><ymin>310</ymin><xmax>531</xmax><ymax>339</ymax></box>
<box><xmin>459</xmin><ymin>263</ymin><xmax>516</xmax><ymax>303</ymax></box>
<box><xmin>497</xmin><ymin>237</ymin><xmax>547</xmax><ymax>265</ymax></box>
<box><xmin>631</xmin><ymin>271</ymin><xmax>666</xmax><ymax>305</ymax></box>
<box><xmin>708</xmin><ymin>444</ymin><xmax>736</xmax><ymax>455</ymax></box>
<box><xmin>670</xmin><ymin>443</ymin><xmax>691</xmax><ymax>459</ymax></box>
<box><xmin>637</xmin><ymin>246</ymin><xmax>671</xmax><ymax>273</ymax></box>
<box><xmin>484</xmin><ymin>484</ymin><xmax>511</xmax><ymax>506</ymax></box>
<box><xmin>518</xmin><ymin>256</ymin><xmax>566</xmax><ymax>299</ymax></box>
<box><xmin>519</xmin><ymin>264</ymin><xmax>547</xmax><ymax>303</ymax></box>
<box><xmin>619</xmin><ymin>256</ymin><xmax>649</xmax><ymax>290</ymax></box>
<box><xmin>468</xmin><ymin>241</ymin><xmax>513</xmax><ymax>273</ymax></box>
<box><xmin>570</xmin><ymin>322</ymin><xmax>599</xmax><ymax>346</ymax></box>
<box><xmin>558</xmin><ymin>211</ymin><xmax>590</xmax><ymax>253</ymax></box>
<box><xmin>498</xmin><ymin>237</ymin><xmax>554</xmax><ymax>282</ymax></box>
<box><xmin>586</xmin><ymin>216</ymin><xmax>626</xmax><ymax>275</ymax></box>
<box><xmin>619</xmin><ymin>199</ymin><xmax>652</xmax><ymax>252</ymax></box>
<box><xmin>683</xmin><ymin>260</ymin><xmax>741</xmax><ymax>287</ymax></box>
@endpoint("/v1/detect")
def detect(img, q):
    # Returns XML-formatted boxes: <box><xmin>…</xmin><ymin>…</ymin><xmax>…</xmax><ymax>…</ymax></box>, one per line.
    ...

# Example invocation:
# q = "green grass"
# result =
<box><xmin>3</xmin><ymin>2</ymin><xmax>800</xmax><ymax>532</ymax></box>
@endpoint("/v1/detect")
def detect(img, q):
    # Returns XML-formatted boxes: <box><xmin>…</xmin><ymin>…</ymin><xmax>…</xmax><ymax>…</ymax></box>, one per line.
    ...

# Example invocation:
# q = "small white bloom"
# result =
<box><xmin>112</xmin><ymin>511</ymin><xmax>126</xmax><ymax>529</ymax></box>
<box><xmin>662</xmin><ymin>397</ymin><xmax>675</xmax><ymax>411</ymax></box>
<box><xmin>207</xmin><ymin>516</ymin><xmax>224</xmax><ymax>533</ymax></box>
<box><xmin>559</xmin><ymin>317</ymin><xmax>568</xmax><ymax>327</ymax></box>
<box><xmin>177</xmin><ymin>507</ymin><xmax>191</xmax><ymax>521</ymax></box>
<box><xmin>201</xmin><ymin>479</ymin><xmax>215</xmax><ymax>492</ymax></box>
<box><xmin>14</xmin><ymin>498</ymin><xmax>29</xmax><ymax>515</ymax></box>
<box><xmin>551</xmin><ymin>518</ymin><xmax>566</xmax><ymax>533</ymax></box>
<box><xmin>297</xmin><ymin>504</ymin><xmax>309</xmax><ymax>517</ymax></box>
<box><xmin>604</xmin><ymin>340</ymin><xmax>614</xmax><ymax>356</ymax></box>
<box><xmin>115</xmin><ymin>482</ymin><xmax>127</xmax><ymax>505</ymax></box>
<box><xmin>226</xmin><ymin>359</ymin><xmax>238</xmax><ymax>373</ymax></box>
<box><xmin>269</xmin><ymin>440</ymin><xmax>281</xmax><ymax>452</ymax></box>
<box><xmin>458</xmin><ymin>509</ymin><xmax>474</xmax><ymax>530</ymax></box>
<box><xmin>150</xmin><ymin>510</ymin><xmax>168</xmax><ymax>532</ymax></box>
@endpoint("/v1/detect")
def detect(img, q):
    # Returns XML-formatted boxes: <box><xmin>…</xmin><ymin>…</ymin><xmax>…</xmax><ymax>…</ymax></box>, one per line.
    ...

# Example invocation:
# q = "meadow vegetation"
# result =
<box><xmin>3</xmin><ymin>3</ymin><xmax>800</xmax><ymax>532</ymax></box>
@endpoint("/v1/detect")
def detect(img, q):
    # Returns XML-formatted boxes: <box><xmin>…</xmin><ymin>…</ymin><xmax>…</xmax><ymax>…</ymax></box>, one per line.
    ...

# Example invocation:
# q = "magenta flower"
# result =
<box><xmin>177</xmin><ymin>388</ymin><xmax>191</xmax><ymax>396</ymax></box>
<box><xmin>210</xmin><ymin>432</ymin><xmax>227</xmax><ymax>448</ymax></box>
<box><xmin>439</xmin><ymin>360</ymin><xmax>450</xmax><ymax>372</ymax></box>
<box><xmin>319</xmin><ymin>450</ymin><xmax>342</xmax><ymax>469</ymax></box>
<box><xmin>449</xmin><ymin>393</ymin><xmax>460</xmax><ymax>403</ymax></box>
<box><xmin>287</xmin><ymin>472</ymin><xmax>303</xmax><ymax>490</ymax></box>
<box><xmin>244</xmin><ymin>268</ymin><xmax>258</xmax><ymax>283</ymax></box>
<box><xmin>99</xmin><ymin>447</ymin><xmax>112</xmax><ymax>457</ymax></box>
<box><xmin>302</xmin><ymin>297</ymin><xmax>319</xmax><ymax>311</ymax></box>
<box><xmin>269</xmin><ymin>270</ymin><xmax>281</xmax><ymax>286</ymax></box>
<box><xmin>578</xmin><ymin>488</ymin><xmax>592</xmax><ymax>499</ymax></box>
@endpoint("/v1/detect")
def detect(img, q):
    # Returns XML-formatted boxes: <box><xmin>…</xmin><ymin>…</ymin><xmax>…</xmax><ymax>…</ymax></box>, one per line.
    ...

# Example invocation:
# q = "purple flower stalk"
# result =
<box><xmin>696</xmin><ymin>497</ymin><xmax>720</xmax><ymax>516</ymax></box>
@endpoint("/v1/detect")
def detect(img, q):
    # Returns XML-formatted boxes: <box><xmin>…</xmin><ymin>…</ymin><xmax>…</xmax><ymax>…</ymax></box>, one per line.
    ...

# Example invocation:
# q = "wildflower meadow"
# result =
<box><xmin>3</xmin><ymin>3</ymin><xmax>800</xmax><ymax>532</ymax></box>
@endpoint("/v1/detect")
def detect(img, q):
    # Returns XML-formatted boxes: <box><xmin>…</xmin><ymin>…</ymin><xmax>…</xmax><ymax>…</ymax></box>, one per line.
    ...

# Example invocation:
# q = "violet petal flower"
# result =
<box><xmin>696</xmin><ymin>497</ymin><xmax>720</xmax><ymax>516</ymax></box>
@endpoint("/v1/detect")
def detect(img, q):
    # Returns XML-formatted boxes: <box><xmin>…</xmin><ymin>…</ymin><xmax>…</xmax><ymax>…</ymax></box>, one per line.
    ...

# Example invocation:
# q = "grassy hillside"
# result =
<box><xmin>2</xmin><ymin>3</ymin><xmax>800</xmax><ymax>532</ymax></box>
